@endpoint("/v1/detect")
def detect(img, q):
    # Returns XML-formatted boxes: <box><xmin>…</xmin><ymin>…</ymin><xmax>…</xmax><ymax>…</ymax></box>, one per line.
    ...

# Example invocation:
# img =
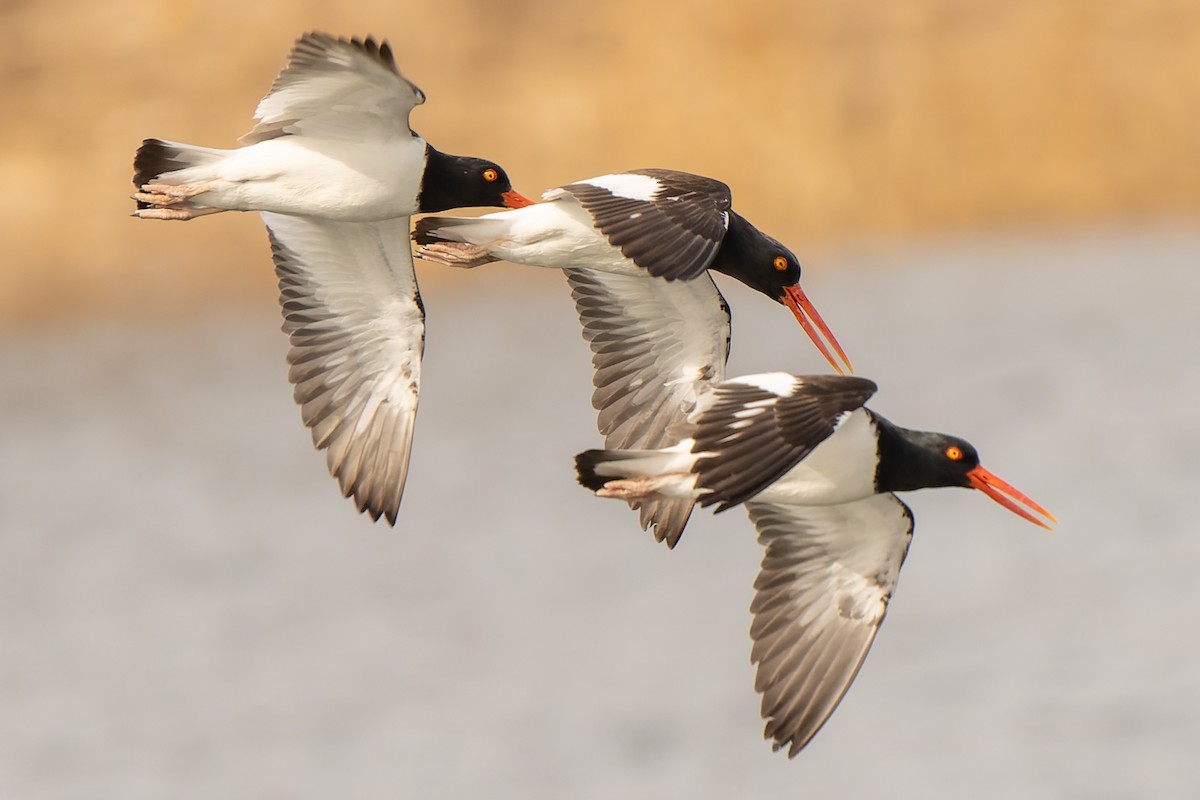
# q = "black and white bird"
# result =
<box><xmin>575</xmin><ymin>373</ymin><xmax>1055</xmax><ymax>756</ymax></box>
<box><xmin>415</xmin><ymin>170</ymin><xmax>851</xmax><ymax>546</ymax></box>
<box><xmin>131</xmin><ymin>32</ymin><xmax>532</xmax><ymax>524</ymax></box>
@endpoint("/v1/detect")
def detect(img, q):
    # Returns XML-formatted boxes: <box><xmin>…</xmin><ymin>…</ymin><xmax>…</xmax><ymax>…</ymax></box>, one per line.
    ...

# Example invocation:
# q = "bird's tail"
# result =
<box><xmin>576</xmin><ymin>449</ymin><xmax>696</xmax><ymax>549</ymax></box>
<box><xmin>412</xmin><ymin>215</ymin><xmax>509</xmax><ymax>246</ymax></box>
<box><xmin>575</xmin><ymin>447</ymin><xmax>694</xmax><ymax>504</ymax></box>
<box><xmin>576</xmin><ymin>448</ymin><xmax>639</xmax><ymax>492</ymax></box>
<box><xmin>132</xmin><ymin>138</ymin><xmax>227</xmax><ymax>190</ymax></box>
<box><xmin>412</xmin><ymin>216</ymin><xmax>510</xmax><ymax>267</ymax></box>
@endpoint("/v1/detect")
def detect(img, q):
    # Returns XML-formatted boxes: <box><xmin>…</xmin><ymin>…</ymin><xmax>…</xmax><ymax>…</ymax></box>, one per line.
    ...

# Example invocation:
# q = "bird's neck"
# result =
<box><xmin>416</xmin><ymin>144</ymin><xmax>462</xmax><ymax>213</ymax></box>
<box><xmin>706</xmin><ymin>211</ymin><xmax>753</xmax><ymax>279</ymax></box>
<box><xmin>873</xmin><ymin>414</ymin><xmax>954</xmax><ymax>493</ymax></box>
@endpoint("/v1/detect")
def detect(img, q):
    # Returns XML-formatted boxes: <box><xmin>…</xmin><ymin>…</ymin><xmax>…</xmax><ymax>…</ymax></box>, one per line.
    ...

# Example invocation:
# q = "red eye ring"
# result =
<box><xmin>482</xmin><ymin>168</ymin><xmax>498</xmax><ymax>182</ymax></box>
<box><xmin>946</xmin><ymin>446</ymin><xmax>963</xmax><ymax>461</ymax></box>
<box><xmin>772</xmin><ymin>256</ymin><xmax>788</xmax><ymax>271</ymax></box>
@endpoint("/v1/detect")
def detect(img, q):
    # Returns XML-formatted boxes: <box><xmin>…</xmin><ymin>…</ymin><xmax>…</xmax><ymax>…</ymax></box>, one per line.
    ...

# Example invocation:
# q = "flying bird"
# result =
<box><xmin>415</xmin><ymin>170</ymin><xmax>851</xmax><ymax>546</ymax></box>
<box><xmin>575</xmin><ymin>372</ymin><xmax>1054</xmax><ymax>756</ymax></box>
<box><xmin>131</xmin><ymin>32</ymin><xmax>532</xmax><ymax>524</ymax></box>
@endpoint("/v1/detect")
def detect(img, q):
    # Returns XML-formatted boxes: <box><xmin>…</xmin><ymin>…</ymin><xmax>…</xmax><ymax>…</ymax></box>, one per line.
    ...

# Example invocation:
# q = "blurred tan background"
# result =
<box><xmin>2</xmin><ymin>0</ymin><xmax>1197</xmax><ymax>325</ymax></box>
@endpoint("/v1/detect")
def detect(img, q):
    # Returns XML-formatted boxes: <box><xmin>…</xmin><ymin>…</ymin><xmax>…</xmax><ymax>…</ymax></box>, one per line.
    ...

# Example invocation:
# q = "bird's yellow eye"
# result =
<box><xmin>773</xmin><ymin>256</ymin><xmax>788</xmax><ymax>271</ymax></box>
<box><xmin>482</xmin><ymin>168</ymin><xmax>499</xmax><ymax>182</ymax></box>
<box><xmin>946</xmin><ymin>446</ymin><xmax>963</xmax><ymax>461</ymax></box>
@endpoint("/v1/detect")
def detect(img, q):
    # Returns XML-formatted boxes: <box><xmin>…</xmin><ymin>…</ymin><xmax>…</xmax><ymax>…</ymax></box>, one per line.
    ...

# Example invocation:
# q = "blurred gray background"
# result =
<box><xmin>3</xmin><ymin>1</ymin><xmax>1199</xmax><ymax>797</ymax></box>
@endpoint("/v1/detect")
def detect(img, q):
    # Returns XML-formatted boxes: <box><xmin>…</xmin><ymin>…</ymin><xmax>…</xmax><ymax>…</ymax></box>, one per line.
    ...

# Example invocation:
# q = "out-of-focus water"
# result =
<box><xmin>1</xmin><ymin>227</ymin><xmax>1197</xmax><ymax>799</ymax></box>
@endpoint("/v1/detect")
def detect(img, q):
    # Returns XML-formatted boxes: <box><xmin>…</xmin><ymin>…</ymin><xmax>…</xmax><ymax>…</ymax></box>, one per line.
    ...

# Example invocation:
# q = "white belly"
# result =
<box><xmin>198</xmin><ymin>136</ymin><xmax>425</xmax><ymax>221</ymax></box>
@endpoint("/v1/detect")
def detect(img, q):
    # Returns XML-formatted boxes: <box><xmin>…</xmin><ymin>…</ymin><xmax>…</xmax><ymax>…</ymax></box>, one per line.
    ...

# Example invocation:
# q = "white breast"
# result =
<box><xmin>751</xmin><ymin>410</ymin><xmax>880</xmax><ymax>506</ymax></box>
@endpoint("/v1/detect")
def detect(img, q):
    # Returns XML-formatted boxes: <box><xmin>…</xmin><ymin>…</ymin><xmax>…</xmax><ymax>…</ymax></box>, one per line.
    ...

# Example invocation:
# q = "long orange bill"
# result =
<box><xmin>502</xmin><ymin>190</ymin><xmax>535</xmax><ymax>208</ymax></box>
<box><xmin>782</xmin><ymin>284</ymin><xmax>853</xmax><ymax>375</ymax></box>
<box><xmin>967</xmin><ymin>465</ymin><xmax>1057</xmax><ymax>530</ymax></box>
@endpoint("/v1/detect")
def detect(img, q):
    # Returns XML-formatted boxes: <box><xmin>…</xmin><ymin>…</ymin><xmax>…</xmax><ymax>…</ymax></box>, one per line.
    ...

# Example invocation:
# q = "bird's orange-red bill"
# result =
<box><xmin>502</xmin><ymin>190</ymin><xmax>535</xmax><ymax>208</ymax></box>
<box><xmin>967</xmin><ymin>465</ymin><xmax>1057</xmax><ymax>530</ymax></box>
<box><xmin>782</xmin><ymin>284</ymin><xmax>853</xmax><ymax>375</ymax></box>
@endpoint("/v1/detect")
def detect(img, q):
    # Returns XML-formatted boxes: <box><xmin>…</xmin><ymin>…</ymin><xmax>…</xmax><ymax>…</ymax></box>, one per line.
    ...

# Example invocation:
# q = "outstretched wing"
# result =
<box><xmin>243</xmin><ymin>32</ymin><xmax>425</xmax><ymax>144</ymax></box>
<box><xmin>551</xmin><ymin>169</ymin><xmax>732</xmax><ymax>280</ymax></box>
<box><xmin>262</xmin><ymin>211</ymin><xmax>424</xmax><ymax>525</ymax></box>
<box><xmin>745</xmin><ymin>493</ymin><xmax>914</xmax><ymax>757</ymax></box>
<box><xmin>565</xmin><ymin>267</ymin><xmax>731</xmax><ymax>547</ymax></box>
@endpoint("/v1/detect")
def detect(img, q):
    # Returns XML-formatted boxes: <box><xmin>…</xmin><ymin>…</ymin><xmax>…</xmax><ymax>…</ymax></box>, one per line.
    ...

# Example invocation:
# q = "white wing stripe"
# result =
<box><xmin>581</xmin><ymin>173</ymin><xmax>661</xmax><ymax>201</ymax></box>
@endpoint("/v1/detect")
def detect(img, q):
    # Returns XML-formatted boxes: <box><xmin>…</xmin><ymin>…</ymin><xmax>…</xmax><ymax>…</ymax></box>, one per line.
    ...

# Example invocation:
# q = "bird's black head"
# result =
<box><xmin>875</xmin><ymin>420</ymin><xmax>981</xmax><ymax>493</ymax></box>
<box><xmin>418</xmin><ymin>145</ymin><xmax>533</xmax><ymax>213</ymax></box>
<box><xmin>873</xmin><ymin>413</ymin><xmax>1056</xmax><ymax>529</ymax></box>
<box><xmin>709</xmin><ymin>212</ymin><xmax>852</xmax><ymax>374</ymax></box>
<box><xmin>707</xmin><ymin>211</ymin><xmax>801</xmax><ymax>299</ymax></box>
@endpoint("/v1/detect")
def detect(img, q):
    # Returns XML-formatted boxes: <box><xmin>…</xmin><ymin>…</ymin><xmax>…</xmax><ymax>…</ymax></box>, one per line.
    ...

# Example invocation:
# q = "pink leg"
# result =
<box><xmin>596</xmin><ymin>475</ymin><xmax>676</xmax><ymax>500</ymax></box>
<box><xmin>414</xmin><ymin>242</ymin><xmax>498</xmax><ymax>268</ymax></box>
<box><xmin>131</xmin><ymin>181</ymin><xmax>223</xmax><ymax>220</ymax></box>
<box><xmin>134</xmin><ymin>181</ymin><xmax>219</xmax><ymax>204</ymax></box>
<box><xmin>131</xmin><ymin>205</ymin><xmax>224</xmax><ymax>221</ymax></box>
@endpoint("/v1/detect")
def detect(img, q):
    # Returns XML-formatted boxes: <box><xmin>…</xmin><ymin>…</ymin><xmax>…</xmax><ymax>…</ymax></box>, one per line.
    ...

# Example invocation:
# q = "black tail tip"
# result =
<box><xmin>574</xmin><ymin>450</ymin><xmax>610</xmax><ymax>492</ymax></box>
<box><xmin>411</xmin><ymin>217</ymin><xmax>446</xmax><ymax>245</ymax></box>
<box><xmin>132</xmin><ymin>138</ymin><xmax>185</xmax><ymax>188</ymax></box>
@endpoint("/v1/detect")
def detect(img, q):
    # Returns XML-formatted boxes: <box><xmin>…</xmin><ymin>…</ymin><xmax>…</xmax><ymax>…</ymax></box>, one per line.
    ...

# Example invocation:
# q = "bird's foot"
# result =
<box><xmin>596</xmin><ymin>475</ymin><xmax>672</xmax><ymax>501</ymax></box>
<box><xmin>414</xmin><ymin>242</ymin><xmax>495</xmax><ymax>268</ymax></box>
<box><xmin>130</xmin><ymin>205</ymin><xmax>222</xmax><ymax>220</ymax></box>
<box><xmin>133</xmin><ymin>181</ymin><xmax>216</xmax><ymax>204</ymax></box>
<box><xmin>131</xmin><ymin>182</ymin><xmax>221</xmax><ymax>220</ymax></box>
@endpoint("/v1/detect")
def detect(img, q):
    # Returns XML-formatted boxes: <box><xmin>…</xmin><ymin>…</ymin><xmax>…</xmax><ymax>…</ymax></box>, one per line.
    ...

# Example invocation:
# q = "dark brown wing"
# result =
<box><xmin>554</xmin><ymin>169</ymin><xmax>732</xmax><ymax>280</ymax></box>
<box><xmin>692</xmin><ymin>375</ymin><xmax>878</xmax><ymax>511</ymax></box>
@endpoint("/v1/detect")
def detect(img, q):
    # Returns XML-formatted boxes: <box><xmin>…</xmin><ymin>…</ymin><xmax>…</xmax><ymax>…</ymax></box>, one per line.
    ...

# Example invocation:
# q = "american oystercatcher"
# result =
<box><xmin>414</xmin><ymin>170</ymin><xmax>851</xmax><ymax>546</ymax></box>
<box><xmin>131</xmin><ymin>33</ymin><xmax>532</xmax><ymax>525</ymax></box>
<box><xmin>132</xmin><ymin>33</ymin><xmax>529</xmax><ymax>222</ymax></box>
<box><xmin>574</xmin><ymin>373</ymin><xmax>1055</xmax><ymax>756</ymax></box>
